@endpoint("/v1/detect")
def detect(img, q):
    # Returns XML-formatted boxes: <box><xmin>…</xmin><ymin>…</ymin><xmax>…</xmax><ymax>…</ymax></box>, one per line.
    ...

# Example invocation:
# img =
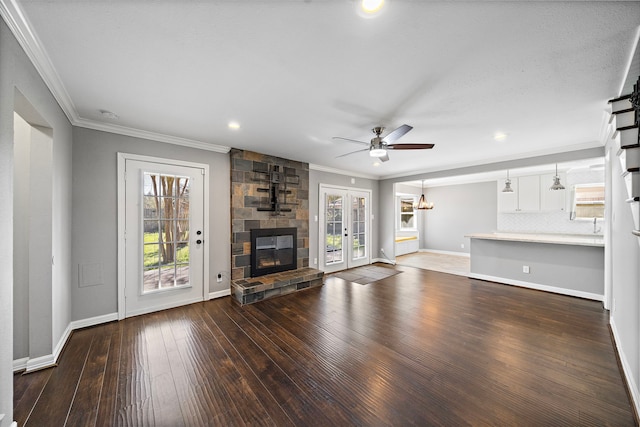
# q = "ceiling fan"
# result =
<box><xmin>333</xmin><ymin>124</ymin><xmax>434</xmax><ymax>162</ymax></box>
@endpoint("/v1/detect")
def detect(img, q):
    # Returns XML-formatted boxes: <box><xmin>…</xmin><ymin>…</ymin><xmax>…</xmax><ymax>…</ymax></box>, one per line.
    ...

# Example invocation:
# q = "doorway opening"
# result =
<box><xmin>13</xmin><ymin>89</ymin><xmax>54</xmax><ymax>371</ymax></box>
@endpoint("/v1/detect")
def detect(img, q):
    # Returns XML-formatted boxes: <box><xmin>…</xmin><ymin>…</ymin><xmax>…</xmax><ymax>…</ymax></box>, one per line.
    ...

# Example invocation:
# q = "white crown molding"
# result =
<box><xmin>75</xmin><ymin>118</ymin><xmax>231</xmax><ymax>153</ymax></box>
<box><xmin>0</xmin><ymin>0</ymin><xmax>79</xmax><ymax>124</ymax></box>
<box><xmin>0</xmin><ymin>0</ymin><xmax>231</xmax><ymax>154</ymax></box>
<box><xmin>309</xmin><ymin>163</ymin><xmax>378</xmax><ymax>180</ymax></box>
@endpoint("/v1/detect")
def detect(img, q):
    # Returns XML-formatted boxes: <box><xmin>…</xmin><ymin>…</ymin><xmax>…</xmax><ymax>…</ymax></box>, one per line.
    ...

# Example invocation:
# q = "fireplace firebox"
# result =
<box><xmin>250</xmin><ymin>227</ymin><xmax>297</xmax><ymax>277</ymax></box>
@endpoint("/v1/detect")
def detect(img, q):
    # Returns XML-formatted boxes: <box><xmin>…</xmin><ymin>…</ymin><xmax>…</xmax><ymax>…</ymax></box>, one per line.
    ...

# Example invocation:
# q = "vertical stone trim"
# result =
<box><xmin>230</xmin><ymin>149</ymin><xmax>309</xmax><ymax>280</ymax></box>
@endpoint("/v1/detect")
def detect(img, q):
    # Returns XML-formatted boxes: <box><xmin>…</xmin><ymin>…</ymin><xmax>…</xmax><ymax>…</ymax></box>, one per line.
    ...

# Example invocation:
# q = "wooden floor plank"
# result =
<box><xmin>24</xmin><ymin>329</ymin><xmax>93</xmax><ymax>426</ymax></box>
<box><xmin>115</xmin><ymin>316</ymin><xmax>154</xmax><ymax>426</ymax></box>
<box><xmin>143</xmin><ymin>312</ymin><xmax>186</xmax><ymax>427</ymax></box>
<box><xmin>94</xmin><ymin>322</ymin><xmax>123</xmax><ymax>427</ymax></box>
<box><xmin>13</xmin><ymin>264</ymin><xmax>637</xmax><ymax>426</ymax></box>
<box><xmin>65</xmin><ymin>326</ymin><xmax>112</xmax><ymax>427</ymax></box>
<box><xmin>166</xmin><ymin>304</ymin><xmax>258</xmax><ymax>426</ymax></box>
<box><xmin>13</xmin><ymin>368</ymin><xmax>52</xmax><ymax>427</ymax></box>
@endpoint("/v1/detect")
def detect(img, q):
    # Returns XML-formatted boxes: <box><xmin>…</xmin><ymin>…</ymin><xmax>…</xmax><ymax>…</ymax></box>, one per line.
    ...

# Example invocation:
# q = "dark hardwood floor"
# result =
<box><xmin>14</xmin><ymin>265</ymin><xmax>636</xmax><ymax>426</ymax></box>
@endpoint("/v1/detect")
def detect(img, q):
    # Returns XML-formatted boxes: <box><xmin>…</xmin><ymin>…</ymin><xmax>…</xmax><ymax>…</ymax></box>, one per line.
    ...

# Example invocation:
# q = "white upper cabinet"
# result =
<box><xmin>498</xmin><ymin>173</ymin><xmax>566</xmax><ymax>212</ymax></box>
<box><xmin>517</xmin><ymin>175</ymin><xmax>541</xmax><ymax>211</ymax></box>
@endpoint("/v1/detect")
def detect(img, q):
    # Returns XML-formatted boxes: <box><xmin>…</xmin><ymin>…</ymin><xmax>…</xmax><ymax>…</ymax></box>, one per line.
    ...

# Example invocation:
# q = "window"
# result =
<box><xmin>399</xmin><ymin>197</ymin><xmax>417</xmax><ymax>229</ymax></box>
<box><xmin>571</xmin><ymin>183</ymin><xmax>605</xmax><ymax>219</ymax></box>
<box><xmin>142</xmin><ymin>172</ymin><xmax>191</xmax><ymax>292</ymax></box>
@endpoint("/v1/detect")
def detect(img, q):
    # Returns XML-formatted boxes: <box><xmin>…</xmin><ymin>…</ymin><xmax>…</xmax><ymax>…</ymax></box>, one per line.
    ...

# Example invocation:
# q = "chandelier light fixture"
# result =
<box><xmin>550</xmin><ymin>164</ymin><xmax>565</xmax><ymax>190</ymax></box>
<box><xmin>502</xmin><ymin>170</ymin><xmax>514</xmax><ymax>193</ymax></box>
<box><xmin>415</xmin><ymin>180</ymin><xmax>434</xmax><ymax>210</ymax></box>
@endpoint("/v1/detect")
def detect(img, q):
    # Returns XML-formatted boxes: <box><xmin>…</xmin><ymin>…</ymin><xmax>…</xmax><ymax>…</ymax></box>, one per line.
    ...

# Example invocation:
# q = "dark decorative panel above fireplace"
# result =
<box><xmin>250</xmin><ymin>227</ymin><xmax>297</xmax><ymax>277</ymax></box>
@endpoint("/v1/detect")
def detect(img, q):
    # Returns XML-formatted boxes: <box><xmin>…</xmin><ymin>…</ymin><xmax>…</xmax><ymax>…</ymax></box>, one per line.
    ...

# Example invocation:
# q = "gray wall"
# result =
<box><xmin>469</xmin><ymin>239</ymin><xmax>604</xmax><ymax>297</ymax></box>
<box><xmin>72</xmin><ymin>127</ymin><xmax>231</xmax><ymax>321</ymax></box>
<box><xmin>421</xmin><ymin>181</ymin><xmax>497</xmax><ymax>254</ymax></box>
<box><xmin>1</xmin><ymin>17</ymin><xmax>74</xmax><ymax>426</ymax></box>
<box><xmin>309</xmin><ymin>169</ymin><xmax>379</xmax><ymax>267</ymax></box>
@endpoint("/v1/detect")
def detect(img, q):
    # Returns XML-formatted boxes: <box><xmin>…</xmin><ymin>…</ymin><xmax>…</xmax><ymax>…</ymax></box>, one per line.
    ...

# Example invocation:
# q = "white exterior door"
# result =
<box><xmin>319</xmin><ymin>184</ymin><xmax>371</xmax><ymax>273</ymax></box>
<box><xmin>119</xmin><ymin>155</ymin><xmax>207</xmax><ymax>318</ymax></box>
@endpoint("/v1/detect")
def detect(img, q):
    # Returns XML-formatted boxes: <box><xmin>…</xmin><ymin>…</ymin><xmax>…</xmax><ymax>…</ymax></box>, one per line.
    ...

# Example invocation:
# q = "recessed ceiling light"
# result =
<box><xmin>373</xmin><ymin>161</ymin><xmax>381</xmax><ymax>167</ymax></box>
<box><xmin>361</xmin><ymin>0</ymin><xmax>384</xmax><ymax>14</ymax></box>
<box><xmin>99</xmin><ymin>109</ymin><xmax>118</xmax><ymax>120</ymax></box>
<box><xmin>494</xmin><ymin>132</ymin><xmax>508</xmax><ymax>142</ymax></box>
<box><xmin>228</xmin><ymin>121</ymin><xmax>241</xmax><ymax>130</ymax></box>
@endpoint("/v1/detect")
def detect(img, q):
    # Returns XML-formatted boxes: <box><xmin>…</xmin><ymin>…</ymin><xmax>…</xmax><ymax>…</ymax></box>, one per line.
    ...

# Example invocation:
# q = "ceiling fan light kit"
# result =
<box><xmin>370</xmin><ymin>146</ymin><xmax>386</xmax><ymax>157</ymax></box>
<box><xmin>334</xmin><ymin>124</ymin><xmax>435</xmax><ymax>164</ymax></box>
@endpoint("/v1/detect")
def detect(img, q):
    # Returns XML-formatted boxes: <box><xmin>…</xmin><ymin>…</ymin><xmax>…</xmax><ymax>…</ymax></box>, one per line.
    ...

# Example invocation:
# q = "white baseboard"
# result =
<box><xmin>25</xmin><ymin>353</ymin><xmax>56</xmax><ymax>373</ymax></box>
<box><xmin>70</xmin><ymin>312</ymin><xmax>118</xmax><ymax>330</ymax></box>
<box><xmin>51</xmin><ymin>322</ymin><xmax>73</xmax><ymax>367</ymax></box>
<box><xmin>12</xmin><ymin>357</ymin><xmax>28</xmax><ymax>372</ymax></box>
<box><xmin>124</xmin><ymin>296</ymin><xmax>204</xmax><ymax>318</ymax></box>
<box><xmin>14</xmin><ymin>312</ymin><xmax>119</xmax><ymax>373</ymax></box>
<box><xmin>468</xmin><ymin>273</ymin><xmax>604</xmax><ymax>301</ymax></box>
<box><xmin>209</xmin><ymin>288</ymin><xmax>230</xmax><ymax>300</ymax></box>
<box><xmin>419</xmin><ymin>249</ymin><xmax>470</xmax><ymax>257</ymax></box>
<box><xmin>610</xmin><ymin>317</ymin><xmax>640</xmax><ymax>418</ymax></box>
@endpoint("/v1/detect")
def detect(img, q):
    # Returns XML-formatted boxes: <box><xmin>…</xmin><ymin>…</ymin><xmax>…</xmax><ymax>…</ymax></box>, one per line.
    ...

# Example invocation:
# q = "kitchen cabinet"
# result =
<box><xmin>497</xmin><ymin>173</ymin><xmax>566</xmax><ymax>212</ymax></box>
<box><xmin>517</xmin><ymin>175</ymin><xmax>540</xmax><ymax>211</ymax></box>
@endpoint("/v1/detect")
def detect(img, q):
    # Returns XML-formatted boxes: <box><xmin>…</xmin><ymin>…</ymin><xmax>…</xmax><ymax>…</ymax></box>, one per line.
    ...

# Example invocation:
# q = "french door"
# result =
<box><xmin>118</xmin><ymin>154</ymin><xmax>208</xmax><ymax>319</ymax></box>
<box><xmin>319</xmin><ymin>184</ymin><xmax>371</xmax><ymax>273</ymax></box>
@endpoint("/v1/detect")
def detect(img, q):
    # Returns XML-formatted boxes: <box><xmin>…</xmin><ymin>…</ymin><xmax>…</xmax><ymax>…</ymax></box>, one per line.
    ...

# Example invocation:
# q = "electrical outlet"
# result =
<box><xmin>217</xmin><ymin>273</ymin><xmax>222</xmax><ymax>283</ymax></box>
<box><xmin>523</xmin><ymin>265</ymin><xmax>530</xmax><ymax>274</ymax></box>
<box><xmin>460</xmin><ymin>243</ymin><xmax>464</xmax><ymax>249</ymax></box>
<box><xmin>313</xmin><ymin>258</ymin><xmax>317</xmax><ymax>265</ymax></box>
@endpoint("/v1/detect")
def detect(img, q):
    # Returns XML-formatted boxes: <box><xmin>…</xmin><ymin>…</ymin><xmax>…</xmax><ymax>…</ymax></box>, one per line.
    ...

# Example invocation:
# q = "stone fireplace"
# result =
<box><xmin>229</xmin><ymin>149</ymin><xmax>323</xmax><ymax>305</ymax></box>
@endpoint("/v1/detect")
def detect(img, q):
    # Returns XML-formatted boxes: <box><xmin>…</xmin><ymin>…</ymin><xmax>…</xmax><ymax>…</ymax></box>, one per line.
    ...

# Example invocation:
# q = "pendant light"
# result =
<box><xmin>550</xmin><ymin>164</ymin><xmax>565</xmax><ymax>190</ymax></box>
<box><xmin>415</xmin><ymin>180</ymin><xmax>434</xmax><ymax>210</ymax></box>
<box><xmin>502</xmin><ymin>170</ymin><xmax>514</xmax><ymax>193</ymax></box>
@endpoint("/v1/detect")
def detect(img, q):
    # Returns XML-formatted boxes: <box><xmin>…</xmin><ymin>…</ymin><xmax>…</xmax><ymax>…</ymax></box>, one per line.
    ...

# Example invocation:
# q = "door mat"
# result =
<box><xmin>326</xmin><ymin>264</ymin><xmax>401</xmax><ymax>285</ymax></box>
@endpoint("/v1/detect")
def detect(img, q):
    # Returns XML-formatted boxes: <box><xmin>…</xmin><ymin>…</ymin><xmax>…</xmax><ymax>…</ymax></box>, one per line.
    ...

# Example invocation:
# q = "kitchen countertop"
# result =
<box><xmin>465</xmin><ymin>232</ymin><xmax>605</xmax><ymax>247</ymax></box>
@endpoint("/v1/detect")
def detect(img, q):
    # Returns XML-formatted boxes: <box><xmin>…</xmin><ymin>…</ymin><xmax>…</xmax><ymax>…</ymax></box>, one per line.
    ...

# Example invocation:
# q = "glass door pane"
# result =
<box><xmin>352</xmin><ymin>196</ymin><xmax>367</xmax><ymax>260</ymax></box>
<box><xmin>142</xmin><ymin>172</ymin><xmax>191</xmax><ymax>293</ymax></box>
<box><xmin>325</xmin><ymin>194</ymin><xmax>343</xmax><ymax>265</ymax></box>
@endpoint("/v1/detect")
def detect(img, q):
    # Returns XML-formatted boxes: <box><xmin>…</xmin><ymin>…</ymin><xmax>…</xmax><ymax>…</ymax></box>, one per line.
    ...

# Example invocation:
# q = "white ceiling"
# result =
<box><xmin>4</xmin><ymin>0</ymin><xmax>640</xmax><ymax>179</ymax></box>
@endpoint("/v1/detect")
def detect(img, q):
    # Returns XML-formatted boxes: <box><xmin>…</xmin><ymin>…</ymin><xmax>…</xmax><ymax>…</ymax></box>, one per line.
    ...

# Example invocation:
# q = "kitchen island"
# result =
<box><xmin>465</xmin><ymin>232</ymin><xmax>604</xmax><ymax>301</ymax></box>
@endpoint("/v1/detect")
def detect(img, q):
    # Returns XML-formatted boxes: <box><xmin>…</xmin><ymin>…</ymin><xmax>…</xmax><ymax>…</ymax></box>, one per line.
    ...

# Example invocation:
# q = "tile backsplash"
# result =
<box><xmin>498</xmin><ymin>211</ymin><xmax>603</xmax><ymax>235</ymax></box>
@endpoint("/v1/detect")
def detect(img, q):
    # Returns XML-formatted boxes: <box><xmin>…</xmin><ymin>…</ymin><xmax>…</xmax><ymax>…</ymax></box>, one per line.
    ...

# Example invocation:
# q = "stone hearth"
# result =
<box><xmin>231</xmin><ymin>267</ymin><xmax>324</xmax><ymax>305</ymax></box>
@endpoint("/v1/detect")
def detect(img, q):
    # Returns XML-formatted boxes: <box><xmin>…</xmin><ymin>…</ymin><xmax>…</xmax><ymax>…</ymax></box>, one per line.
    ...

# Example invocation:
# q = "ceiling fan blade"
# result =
<box><xmin>387</xmin><ymin>143</ymin><xmax>435</xmax><ymax>150</ymax></box>
<box><xmin>332</xmin><ymin>136</ymin><xmax>369</xmax><ymax>146</ymax></box>
<box><xmin>336</xmin><ymin>147</ymin><xmax>369</xmax><ymax>158</ymax></box>
<box><xmin>381</xmin><ymin>124</ymin><xmax>413</xmax><ymax>144</ymax></box>
<box><xmin>378</xmin><ymin>153</ymin><xmax>390</xmax><ymax>162</ymax></box>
